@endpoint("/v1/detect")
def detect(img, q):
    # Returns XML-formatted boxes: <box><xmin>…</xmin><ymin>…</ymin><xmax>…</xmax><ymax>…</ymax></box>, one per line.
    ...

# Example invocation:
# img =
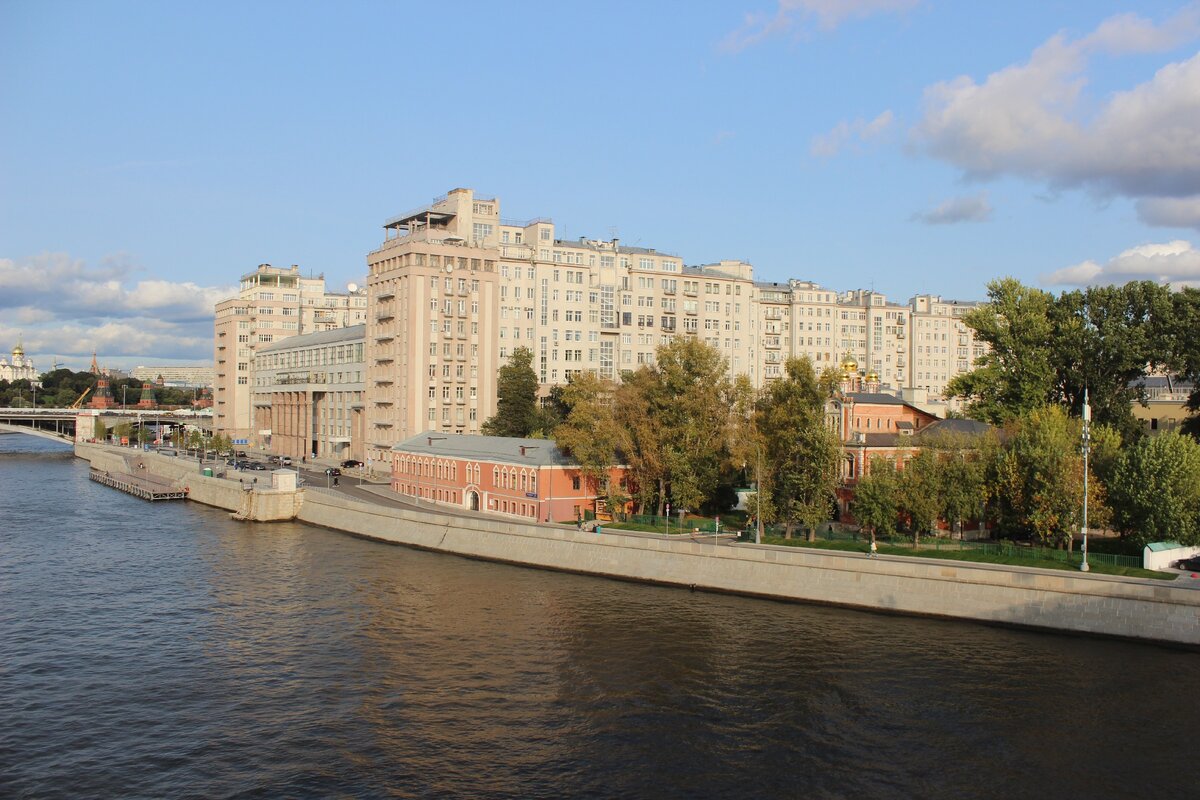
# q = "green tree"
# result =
<box><xmin>947</xmin><ymin>278</ymin><xmax>1057</xmax><ymax>423</ymax></box>
<box><xmin>852</xmin><ymin>457</ymin><xmax>899</xmax><ymax>547</ymax></box>
<box><xmin>482</xmin><ymin>347</ymin><xmax>540</xmax><ymax>438</ymax></box>
<box><xmin>1107</xmin><ymin>433</ymin><xmax>1200</xmax><ymax>547</ymax></box>
<box><xmin>92</xmin><ymin>416</ymin><xmax>107</xmax><ymax>441</ymax></box>
<box><xmin>553</xmin><ymin>372</ymin><xmax>622</xmax><ymax>510</ymax></box>
<box><xmin>757</xmin><ymin>357</ymin><xmax>840</xmax><ymax>540</ymax></box>
<box><xmin>649</xmin><ymin>338</ymin><xmax>735</xmax><ymax>514</ymax></box>
<box><xmin>1053</xmin><ymin>281</ymin><xmax>1174</xmax><ymax>442</ymax></box>
<box><xmin>113</xmin><ymin>421</ymin><xmax>133</xmax><ymax>443</ymax></box>
<box><xmin>897</xmin><ymin>449</ymin><xmax>940</xmax><ymax>545</ymax></box>
<box><xmin>916</xmin><ymin>428</ymin><xmax>991</xmax><ymax>536</ymax></box>
<box><xmin>989</xmin><ymin>406</ymin><xmax>1107</xmax><ymax>548</ymax></box>
<box><xmin>613</xmin><ymin>368</ymin><xmax>666</xmax><ymax>514</ymax></box>
<box><xmin>1169</xmin><ymin>287</ymin><xmax>1200</xmax><ymax>437</ymax></box>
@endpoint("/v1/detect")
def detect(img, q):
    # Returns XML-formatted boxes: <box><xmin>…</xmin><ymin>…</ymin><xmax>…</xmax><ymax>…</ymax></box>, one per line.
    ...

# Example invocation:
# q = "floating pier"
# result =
<box><xmin>90</xmin><ymin>469</ymin><xmax>188</xmax><ymax>501</ymax></box>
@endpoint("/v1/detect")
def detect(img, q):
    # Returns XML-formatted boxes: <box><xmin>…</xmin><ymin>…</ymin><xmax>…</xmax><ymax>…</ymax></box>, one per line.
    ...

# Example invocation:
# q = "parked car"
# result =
<box><xmin>247</xmin><ymin>462</ymin><xmax>267</xmax><ymax>471</ymax></box>
<box><xmin>325</xmin><ymin>467</ymin><xmax>341</xmax><ymax>477</ymax></box>
<box><xmin>268</xmin><ymin>455</ymin><xmax>281</xmax><ymax>464</ymax></box>
<box><xmin>279</xmin><ymin>456</ymin><xmax>292</xmax><ymax>466</ymax></box>
<box><xmin>1174</xmin><ymin>555</ymin><xmax>1200</xmax><ymax>571</ymax></box>
<box><xmin>340</xmin><ymin>459</ymin><xmax>363</xmax><ymax>469</ymax></box>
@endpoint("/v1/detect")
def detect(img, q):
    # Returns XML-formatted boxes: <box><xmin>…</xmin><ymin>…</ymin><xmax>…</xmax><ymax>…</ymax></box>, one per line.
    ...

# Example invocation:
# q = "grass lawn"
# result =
<box><xmin>761</xmin><ymin>536</ymin><xmax>1176</xmax><ymax>581</ymax></box>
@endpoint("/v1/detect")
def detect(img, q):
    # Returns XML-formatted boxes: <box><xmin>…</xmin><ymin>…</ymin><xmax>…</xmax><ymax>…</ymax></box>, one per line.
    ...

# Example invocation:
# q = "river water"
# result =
<box><xmin>1</xmin><ymin>434</ymin><xmax>1196</xmax><ymax>799</ymax></box>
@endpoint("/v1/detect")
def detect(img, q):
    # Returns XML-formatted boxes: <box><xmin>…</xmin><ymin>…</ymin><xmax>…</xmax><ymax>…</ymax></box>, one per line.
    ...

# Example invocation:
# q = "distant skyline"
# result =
<box><xmin>3</xmin><ymin>1</ymin><xmax>1199</xmax><ymax>371</ymax></box>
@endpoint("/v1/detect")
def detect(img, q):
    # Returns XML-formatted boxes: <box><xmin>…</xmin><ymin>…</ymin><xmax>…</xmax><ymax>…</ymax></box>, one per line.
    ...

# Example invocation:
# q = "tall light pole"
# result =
<box><xmin>122</xmin><ymin>385</ymin><xmax>127</xmax><ymax>410</ymax></box>
<box><xmin>755</xmin><ymin>445</ymin><xmax>764</xmax><ymax>545</ymax></box>
<box><xmin>1080</xmin><ymin>388</ymin><xmax>1091</xmax><ymax>572</ymax></box>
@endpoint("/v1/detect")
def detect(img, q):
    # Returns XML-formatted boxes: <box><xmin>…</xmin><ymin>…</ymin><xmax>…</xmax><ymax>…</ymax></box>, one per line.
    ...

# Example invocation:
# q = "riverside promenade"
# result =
<box><xmin>75</xmin><ymin>442</ymin><xmax>1200</xmax><ymax>647</ymax></box>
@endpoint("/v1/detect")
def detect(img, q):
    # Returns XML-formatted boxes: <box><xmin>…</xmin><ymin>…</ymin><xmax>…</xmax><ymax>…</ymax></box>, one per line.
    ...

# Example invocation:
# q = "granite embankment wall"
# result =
<box><xmin>76</xmin><ymin>443</ymin><xmax>301</xmax><ymax>521</ymax></box>
<box><xmin>76</xmin><ymin>443</ymin><xmax>1200</xmax><ymax>646</ymax></box>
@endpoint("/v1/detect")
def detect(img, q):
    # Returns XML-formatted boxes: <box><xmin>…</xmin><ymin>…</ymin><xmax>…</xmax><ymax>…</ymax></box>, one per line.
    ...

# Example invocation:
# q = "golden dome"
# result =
<box><xmin>12</xmin><ymin>343</ymin><xmax>23</xmax><ymax>357</ymax></box>
<box><xmin>866</xmin><ymin>370</ymin><xmax>879</xmax><ymax>383</ymax></box>
<box><xmin>839</xmin><ymin>353</ymin><xmax>858</xmax><ymax>373</ymax></box>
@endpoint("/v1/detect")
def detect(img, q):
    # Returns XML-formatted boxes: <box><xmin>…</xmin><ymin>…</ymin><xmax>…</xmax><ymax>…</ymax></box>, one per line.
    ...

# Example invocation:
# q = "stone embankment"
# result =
<box><xmin>76</xmin><ymin>443</ymin><xmax>1200</xmax><ymax>647</ymax></box>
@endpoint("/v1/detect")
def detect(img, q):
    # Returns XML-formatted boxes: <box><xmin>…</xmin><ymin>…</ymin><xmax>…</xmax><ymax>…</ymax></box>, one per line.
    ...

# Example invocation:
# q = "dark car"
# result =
<box><xmin>235</xmin><ymin>450</ymin><xmax>247</xmax><ymax>458</ymax></box>
<box><xmin>341</xmin><ymin>459</ymin><xmax>363</xmax><ymax>469</ymax></box>
<box><xmin>247</xmin><ymin>462</ymin><xmax>267</xmax><ymax>471</ymax></box>
<box><xmin>1174</xmin><ymin>555</ymin><xmax>1200</xmax><ymax>571</ymax></box>
<box><xmin>325</xmin><ymin>467</ymin><xmax>341</xmax><ymax>477</ymax></box>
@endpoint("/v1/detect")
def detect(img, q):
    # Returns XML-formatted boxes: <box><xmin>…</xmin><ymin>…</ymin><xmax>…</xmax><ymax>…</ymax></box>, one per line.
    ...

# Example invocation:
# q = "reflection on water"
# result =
<box><xmin>1</xmin><ymin>435</ymin><xmax>1196</xmax><ymax>798</ymax></box>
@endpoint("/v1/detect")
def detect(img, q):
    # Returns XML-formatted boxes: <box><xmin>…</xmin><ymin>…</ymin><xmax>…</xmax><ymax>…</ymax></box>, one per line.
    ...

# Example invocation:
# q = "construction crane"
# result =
<box><xmin>68</xmin><ymin>386</ymin><xmax>92</xmax><ymax>409</ymax></box>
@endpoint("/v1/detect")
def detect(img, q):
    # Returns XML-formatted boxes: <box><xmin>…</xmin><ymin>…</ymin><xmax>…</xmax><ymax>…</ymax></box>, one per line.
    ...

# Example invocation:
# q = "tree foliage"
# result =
<box><xmin>553</xmin><ymin>372</ymin><xmax>621</xmax><ymax>503</ymax></box>
<box><xmin>482</xmin><ymin>347</ymin><xmax>540</xmax><ymax>438</ymax></box>
<box><xmin>946</xmin><ymin>278</ymin><xmax>1057</xmax><ymax>424</ymax></box>
<box><xmin>756</xmin><ymin>357</ymin><xmax>840</xmax><ymax>539</ymax></box>
<box><xmin>988</xmin><ymin>406</ymin><xmax>1109</xmax><ymax>548</ymax></box>
<box><xmin>1107</xmin><ymin>433</ymin><xmax>1200</xmax><ymax>547</ymax></box>
<box><xmin>644</xmin><ymin>338</ymin><xmax>735</xmax><ymax>513</ymax></box>
<box><xmin>897</xmin><ymin>449</ymin><xmax>940</xmax><ymax>544</ymax></box>
<box><xmin>852</xmin><ymin>458</ymin><xmax>899</xmax><ymax>545</ymax></box>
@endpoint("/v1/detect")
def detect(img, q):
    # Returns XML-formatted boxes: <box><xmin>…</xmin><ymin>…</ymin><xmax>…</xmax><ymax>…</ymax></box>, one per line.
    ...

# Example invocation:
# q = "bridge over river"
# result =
<box><xmin>0</xmin><ymin>408</ymin><xmax>212</xmax><ymax>445</ymax></box>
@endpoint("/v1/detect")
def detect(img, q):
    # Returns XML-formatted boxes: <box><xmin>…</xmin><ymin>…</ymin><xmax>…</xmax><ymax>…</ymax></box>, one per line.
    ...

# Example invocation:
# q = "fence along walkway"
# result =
<box><xmin>89</xmin><ymin>469</ymin><xmax>188</xmax><ymax>501</ymax></box>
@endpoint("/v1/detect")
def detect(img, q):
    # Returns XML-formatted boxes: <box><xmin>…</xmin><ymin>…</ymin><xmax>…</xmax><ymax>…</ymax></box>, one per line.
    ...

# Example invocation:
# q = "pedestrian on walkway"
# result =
<box><xmin>869</xmin><ymin>539</ymin><xmax>878</xmax><ymax>558</ymax></box>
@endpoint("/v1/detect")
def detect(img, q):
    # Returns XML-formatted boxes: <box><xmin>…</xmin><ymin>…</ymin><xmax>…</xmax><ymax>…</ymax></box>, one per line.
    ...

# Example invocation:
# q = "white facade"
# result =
<box><xmin>0</xmin><ymin>343</ymin><xmax>37</xmax><ymax>382</ymax></box>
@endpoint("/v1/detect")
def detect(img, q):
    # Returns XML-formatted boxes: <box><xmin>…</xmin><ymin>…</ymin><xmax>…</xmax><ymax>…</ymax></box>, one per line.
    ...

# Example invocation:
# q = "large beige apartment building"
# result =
<box><xmin>214</xmin><ymin>188</ymin><xmax>990</xmax><ymax>460</ymax></box>
<box><xmin>355</xmin><ymin>187</ymin><xmax>991</xmax><ymax>465</ymax></box>
<box><xmin>908</xmin><ymin>294</ymin><xmax>988</xmax><ymax>399</ymax></box>
<box><xmin>214</xmin><ymin>263</ymin><xmax>367</xmax><ymax>444</ymax></box>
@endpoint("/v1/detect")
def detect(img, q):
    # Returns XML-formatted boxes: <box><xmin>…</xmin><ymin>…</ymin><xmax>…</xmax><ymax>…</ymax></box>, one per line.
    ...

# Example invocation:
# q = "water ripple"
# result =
<box><xmin>1</xmin><ymin>437</ymin><xmax>1197</xmax><ymax>798</ymax></box>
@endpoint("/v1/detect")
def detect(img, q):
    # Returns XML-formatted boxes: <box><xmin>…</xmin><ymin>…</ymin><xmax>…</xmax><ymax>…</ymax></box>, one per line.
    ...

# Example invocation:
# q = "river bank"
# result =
<box><xmin>74</xmin><ymin>442</ymin><xmax>1200</xmax><ymax>647</ymax></box>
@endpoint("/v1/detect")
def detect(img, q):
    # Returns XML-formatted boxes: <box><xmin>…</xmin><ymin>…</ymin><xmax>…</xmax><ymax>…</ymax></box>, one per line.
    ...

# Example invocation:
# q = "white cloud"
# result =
<box><xmin>911</xmin><ymin>9</ymin><xmax>1200</xmax><ymax>209</ymax></box>
<box><xmin>911</xmin><ymin>192</ymin><xmax>993</xmax><ymax>224</ymax></box>
<box><xmin>0</xmin><ymin>252</ymin><xmax>234</xmax><ymax>369</ymax></box>
<box><xmin>1041</xmin><ymin>239</ymin><xmax>1200</xmax><ymax>287</ymax></box>
<box><xmin>811</xmin><ymin>110</ymin><xmax>894</xmax><ymax>157</ymax></box>
<box><xmin>720</xmin><ymin>0</ymin><xmax>918</xmax><ymax>52</ymax></box>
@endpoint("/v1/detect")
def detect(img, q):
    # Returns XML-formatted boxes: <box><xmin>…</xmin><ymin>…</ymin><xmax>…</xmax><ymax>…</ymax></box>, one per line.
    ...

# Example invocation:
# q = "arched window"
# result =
<box><xmin>493</xmin><ymin>466</ymin><xmax>499</xmax><ymax>486</ymax></box>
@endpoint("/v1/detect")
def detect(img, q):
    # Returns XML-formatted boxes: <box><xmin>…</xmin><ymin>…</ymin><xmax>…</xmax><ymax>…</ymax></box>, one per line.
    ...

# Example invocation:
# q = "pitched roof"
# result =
<box><xmin>847</xmin><ymin>392</ymin><xmax>908</xmax><ymax>405</ymax></box>
<box><xmin>919</xmin><ymin>418</ymin><xmax>993</xmax><ymax>438</ymax></box>
<box><xmin>258</xmin><ymin>324</ymin><xmax>365</xmax><ymax>353</ymax></box>
<box><xmin>392</xmin><ymin>433</ymin><xmax>579</xmax><ymax>467</ymax></box>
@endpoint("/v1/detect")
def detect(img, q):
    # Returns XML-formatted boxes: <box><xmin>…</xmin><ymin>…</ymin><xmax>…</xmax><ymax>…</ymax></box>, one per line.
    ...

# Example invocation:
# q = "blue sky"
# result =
<box><xmin>3</xmin><ymin>0</ymin><xmax>1199</xmax><ymax>371</ymax></box>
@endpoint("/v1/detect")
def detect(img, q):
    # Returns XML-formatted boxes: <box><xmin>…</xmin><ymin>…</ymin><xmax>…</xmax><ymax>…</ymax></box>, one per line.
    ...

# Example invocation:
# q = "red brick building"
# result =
<box><xmin>391</xmin><ymin>434</ymin><xmax>629</xmax><ymax>523</ymax></box>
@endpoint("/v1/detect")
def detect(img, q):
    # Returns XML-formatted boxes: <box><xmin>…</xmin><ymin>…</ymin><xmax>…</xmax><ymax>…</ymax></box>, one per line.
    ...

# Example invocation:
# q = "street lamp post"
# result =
<box><xmin>755</xmin><ymin>445</ymin><xmax>764</xmax><ymax>545</ymax></box>
<box><xmin>1080</xmin><ymin>389</ymin><xmax>1091</xmax><ymax>572</ymax></box>
<box><xmin>122</xmin><ymin>385</ymin><xmax>127</xmax><ymax>410</ymax></box>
